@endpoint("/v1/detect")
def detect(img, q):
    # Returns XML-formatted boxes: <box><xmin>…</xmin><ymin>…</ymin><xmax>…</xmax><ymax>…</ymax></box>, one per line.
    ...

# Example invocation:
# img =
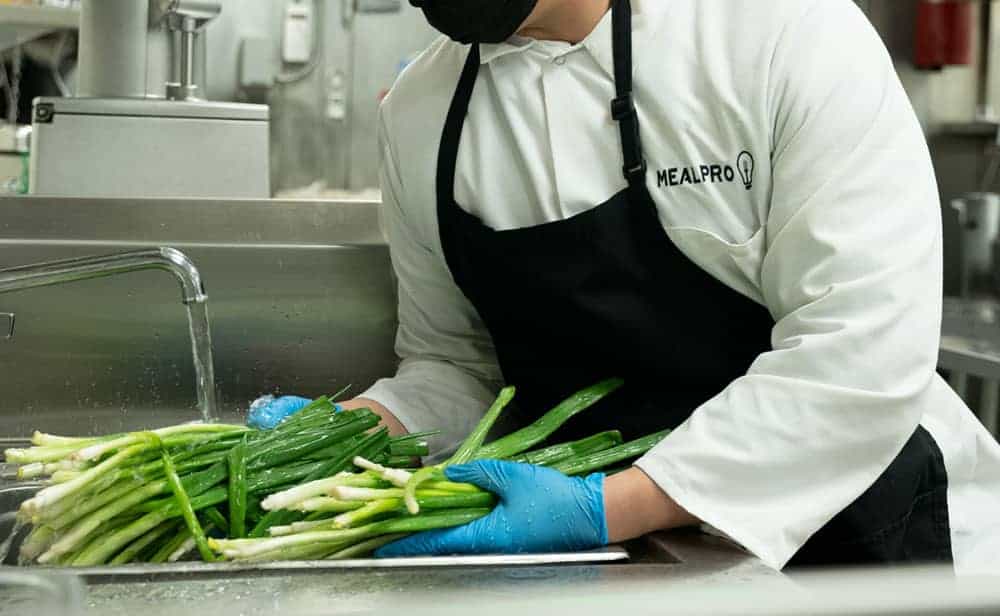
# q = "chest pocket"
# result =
<box><xmin>664</xmin><ymin>225</ymin><xmax>767</xmax><ymax>307</ymax></box>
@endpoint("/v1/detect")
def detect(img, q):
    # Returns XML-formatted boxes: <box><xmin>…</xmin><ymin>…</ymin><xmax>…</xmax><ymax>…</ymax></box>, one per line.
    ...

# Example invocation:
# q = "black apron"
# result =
<box><xmin>433</xmin><ymin>0</ymin><xmax>952</xmax><ymax>567</ymax></box>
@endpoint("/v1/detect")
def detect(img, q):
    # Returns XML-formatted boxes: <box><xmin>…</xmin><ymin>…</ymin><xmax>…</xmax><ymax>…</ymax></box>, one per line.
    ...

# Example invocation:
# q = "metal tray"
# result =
<box><xmin>29</xmin><ymin>548</ymin><xmax>629</xmax><ymax>580</ymax></box>
<box><xmin>1</xmin><ymin>482</ymin><xmax>628</xmax><ymax>578</ymax></box>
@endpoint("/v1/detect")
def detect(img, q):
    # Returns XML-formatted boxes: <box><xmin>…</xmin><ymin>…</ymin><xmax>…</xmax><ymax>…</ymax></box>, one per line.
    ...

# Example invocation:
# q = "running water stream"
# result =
<box><xmin>0</xmin><ymin>247</ymin><xmax>220</xmax><ymax>425</ymax></box>
<box><xmin>0</xmin><ymin>308</ymin><xmax>215</xmax><ymax>564</ymax></box>
<box><xmin>186</xmin><ymin>302</ymin><xmax>218</xmax><ymax>424</ymax></box>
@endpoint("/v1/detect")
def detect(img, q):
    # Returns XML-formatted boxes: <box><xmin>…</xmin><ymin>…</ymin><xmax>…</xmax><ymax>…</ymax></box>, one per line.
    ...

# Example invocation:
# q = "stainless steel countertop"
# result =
<box><xmin>1</xmin><ymin>467</ymin><xmax>789</xmax><ymax>615</ymax></box>
<box><xmin>4</xmin><ymin>536</ymin><xmax>996</xmax><ymax>616</ymax></box>
<box><xmin>0</xmin><ymin>476</ymin><xmax>793</xmax><ymax>615</ymax></box>
<box><xmin>76</xmin><ymin>532</ymin><xmax>784</xmax><ymax>616</ymax></box>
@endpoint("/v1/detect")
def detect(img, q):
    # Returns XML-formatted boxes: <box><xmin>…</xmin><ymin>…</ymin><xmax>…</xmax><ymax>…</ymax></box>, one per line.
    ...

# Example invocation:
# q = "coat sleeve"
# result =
<box><xmin>635</xmin><ymin>0</ymin><xmax>944</xmax><ymax>569</ymax></box>
<box><xmin>361</xmin><ymin>106</ymin><xmax>503</xmax><ymax>459</ymax></box>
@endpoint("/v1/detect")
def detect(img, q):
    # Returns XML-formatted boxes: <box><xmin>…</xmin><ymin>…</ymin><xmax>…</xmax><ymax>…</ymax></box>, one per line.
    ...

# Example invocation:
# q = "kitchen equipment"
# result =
<box><xmin>950</xmin><ymin>192</ymin><xmax>1000</xmax><ymax>297</ymax></box>
<box><xmin>941</xmin><ymin>297</ymin><xmax>1000</xmax><ymax>436</ymax></box>
<box><xmin>946</xmin><ymin>194</ymin><xmax>1000</xmax><ymax>435</ymax></box>
<box><xmin>29</xmin><ymin>0</ymin><xmax>270</xmax><ymax>199</ymax></box>
<box><xmin>29</xmin><ymin>97</ymin><xmax>269</xmax><ymax>198</ymax></box>
<box><xmin>157</xmin><ymin>0</ymin><xmax>223</xmax><ymax>102</ymax></box>
<box><xmin>915</xmin><ymin>0</ymin><xmax>974</xmax><ymax>70</ymax></box>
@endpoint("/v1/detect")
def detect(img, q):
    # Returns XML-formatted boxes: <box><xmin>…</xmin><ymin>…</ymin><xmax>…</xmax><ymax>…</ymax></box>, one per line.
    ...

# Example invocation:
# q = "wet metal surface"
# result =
<box><xmin>0</xmin><ymin>497</ymin><xmax>778</xmax><ymax>616</ymax></box>
<box><xmin>4</xmin><ymin>562</ymin><xmax>996</xmax><ymax>616</ymax></box>
<box><xmin>72</xmin><ymin>531</ymin><xmax>777</xmax><ymax>616</ymax></box>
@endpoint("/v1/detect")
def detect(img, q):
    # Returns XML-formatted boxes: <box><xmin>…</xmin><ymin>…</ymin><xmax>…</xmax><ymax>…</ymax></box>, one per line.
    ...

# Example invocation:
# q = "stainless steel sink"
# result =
<box><xmin>5</xmin><ymin>476</ymin><xmax>986</xmax><ymax>616</ymax></box>
<box><xmin>0</xmin><ymin>482</ymin><xmax>40</xmax><ymax>566</ymax></box>
<box><xmin>0</xmin><ymin>474</ymin><xmax>784</xmax><ymax>616</ymax></box>
<box><xmin>0</xmin><ymin>196</ymin><xmax>397</xmax><ymax>439</ymax></box>
<box><xmin>0</xmin><ymin>568</ymin><xmax>85</xmax><ymax>616</ymax></box>
<box><xmin>0</xmin><ymin>197</ymin><xmax>793</xmax><ymax>615</ymax></box>
<box><xmin>0</xmin><ymin>474</ymin><xmax>766</xmax><ymax>591</ymax></box>
<box><xmin>3</xmin><ymin>199</ymin><xmax>993</xmax><ymax>615</ymax></box>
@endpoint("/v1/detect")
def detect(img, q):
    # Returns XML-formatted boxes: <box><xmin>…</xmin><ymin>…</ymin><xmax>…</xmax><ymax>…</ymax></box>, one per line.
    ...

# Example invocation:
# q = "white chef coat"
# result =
<box><xmin>361</xmin><ymin>0</ymin><xmax>1000</xmax><ymax>572</ymax></box>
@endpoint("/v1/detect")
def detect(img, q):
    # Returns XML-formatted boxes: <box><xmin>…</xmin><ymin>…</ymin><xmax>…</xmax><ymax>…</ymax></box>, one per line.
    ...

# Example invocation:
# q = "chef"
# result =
<box><xmin>252</xmin><ymin>0</ymin><xmax>1000</xmax><ymax>571</ymax></box>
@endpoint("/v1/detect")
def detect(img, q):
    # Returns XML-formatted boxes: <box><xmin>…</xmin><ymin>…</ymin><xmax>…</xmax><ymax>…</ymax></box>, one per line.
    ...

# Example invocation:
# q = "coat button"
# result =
<box><xmin>553</xmin><ymin>56</ymin><xmax>567</xmax><ymax>66</ymax></box>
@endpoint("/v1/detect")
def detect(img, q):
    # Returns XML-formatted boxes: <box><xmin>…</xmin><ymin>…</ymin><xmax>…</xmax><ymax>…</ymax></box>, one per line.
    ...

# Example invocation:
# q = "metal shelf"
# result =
<box><xmin>940</xmin><ymin>297</ymin><xmax>1000</xmax><ymax>378</ymax></box>
<box><xmin>0</xmin><ymin>4</ymin><xmax>79</xmax><ymax>52</ymax></box>
<box><xmin>940</xmin><ymin>121</ymin><xmax>1000</xmax><ymax>139</ymax></box>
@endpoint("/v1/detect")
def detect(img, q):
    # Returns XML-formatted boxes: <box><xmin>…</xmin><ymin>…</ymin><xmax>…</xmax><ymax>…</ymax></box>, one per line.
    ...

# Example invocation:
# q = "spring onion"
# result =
<box><xmin>552</xmin><ymin>429</ymin><xmax>671</xmax><ymax>476</ymax></box>
<box><xmin>5</xmin><ymin>379</ymin><xmax>671</xmax><ymax>567</ymax></box>
<box><xmin>475</xmin><ymin>378</ymin><xmax>624</xmax><ymax>460</ymax></box>
<box><xmin>403</xmin><ymin>386</ymin><xmax>515</xmax><ymax>514</ymax></box>
<box><xmin>227</xmin><ymin>436</ymin><xmax>248</xmax><ymax>539</ymax></box>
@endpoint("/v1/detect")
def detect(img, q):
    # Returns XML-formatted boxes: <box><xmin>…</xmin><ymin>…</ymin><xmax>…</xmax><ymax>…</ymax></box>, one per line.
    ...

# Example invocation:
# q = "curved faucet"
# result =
<box><xmin>0</xmin><ymin>247</ymin><xmax>207</xmax><ymax>304</ymax></box>
<box><xmin>0</xmin><ymin>247</ymin><xmax>217</xmax><ymax>422</ymax></box>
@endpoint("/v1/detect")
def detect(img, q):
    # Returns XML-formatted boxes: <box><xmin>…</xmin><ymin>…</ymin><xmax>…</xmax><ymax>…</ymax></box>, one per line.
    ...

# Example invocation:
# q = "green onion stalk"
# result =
<box><xmin>4</xmin><ymin>380</ymin><xmax>672</xmax><ymax>566</ymax></box>
<box><xmin>2</xmin><ymin>402</ymin><xmax>419</xmax><ymax>566</ymax></box>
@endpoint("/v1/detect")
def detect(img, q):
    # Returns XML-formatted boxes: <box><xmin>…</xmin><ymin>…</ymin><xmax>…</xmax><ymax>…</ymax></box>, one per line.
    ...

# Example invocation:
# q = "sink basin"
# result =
<box><xmin>0</xmin><ymin>198</ymin><xmax>781</xmax><ymax>611</ymax></box>
<box><xmin>0</xmin><ymin>482</ymin><xmax>40</xmax><ymax>566</ymax></box>
<box><xmin>0</xmin><ymin>197</ymin><xmax>398</xmax><ymax>439</ymax></box>
<box><xmin>0</xmin><ymin>568</ymin><xmax>85</xmax><ymax>616</ymax></box>
<box><xmin>0</xmin><ymin>477</ymin><xmax>786</xmax><ymax>616</ymax></box>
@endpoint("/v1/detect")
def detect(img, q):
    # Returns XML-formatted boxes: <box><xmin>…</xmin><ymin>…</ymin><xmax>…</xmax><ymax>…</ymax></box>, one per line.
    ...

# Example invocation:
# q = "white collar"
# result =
<box><xmin>478</xmin><ymin>0</ymin><xmax>668</xmax><ymax>80</ymax></box>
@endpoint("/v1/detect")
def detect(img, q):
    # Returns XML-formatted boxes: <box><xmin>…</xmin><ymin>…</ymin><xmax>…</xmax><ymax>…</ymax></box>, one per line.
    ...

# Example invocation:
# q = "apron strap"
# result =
<box><xmin>610</xmin><ymin>0</ymin><xmax>647</xmax><ymax>188</ymax></box>
<box><xmin>439</xmin><ymin>1</ymin><xmax>643</xmax><ymax>203</ymax></box>
<box><xmin>438</xmin><ymin>44</ymin><xmax>482</xmax><ymax>208</ymax></box>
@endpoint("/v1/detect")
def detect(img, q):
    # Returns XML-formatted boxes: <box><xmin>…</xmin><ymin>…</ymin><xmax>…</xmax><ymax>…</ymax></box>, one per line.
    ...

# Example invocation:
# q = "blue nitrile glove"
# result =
<box><xmin>376</xmin><ymin>460</ymin><xmax>608</xmax><ymax>557</ymax></box>
<box><xmin>247</xmin><ymin>395</ymin><xmax>342</xmax><ymax>430</ymax></box>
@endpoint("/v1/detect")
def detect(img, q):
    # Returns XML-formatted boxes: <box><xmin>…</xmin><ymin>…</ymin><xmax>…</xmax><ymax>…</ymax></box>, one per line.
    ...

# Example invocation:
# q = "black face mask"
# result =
<box><xmin>409</xmin><ymin>0</ymin><xmax>539</xmax><ymax>44</ymax></box>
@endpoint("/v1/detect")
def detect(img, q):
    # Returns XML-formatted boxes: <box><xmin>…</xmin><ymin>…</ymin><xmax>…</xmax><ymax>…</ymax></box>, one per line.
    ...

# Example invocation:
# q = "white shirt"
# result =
<box><xmin>362</xmin><ymin>0</ymin><xmax>1000</xmax><ymax>572</ymax></box>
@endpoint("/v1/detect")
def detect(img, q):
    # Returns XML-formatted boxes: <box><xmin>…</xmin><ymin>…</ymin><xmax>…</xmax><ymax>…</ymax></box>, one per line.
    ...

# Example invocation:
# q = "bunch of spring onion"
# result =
<box><xmin>4</xmin><ymin>397</ymin><xmax>431</xmax><ymax>566</ymax></box>
<box><xmin>210</xmin><ymin>378</ymin><xmax>671</xmax><ymax>562</ymax></box>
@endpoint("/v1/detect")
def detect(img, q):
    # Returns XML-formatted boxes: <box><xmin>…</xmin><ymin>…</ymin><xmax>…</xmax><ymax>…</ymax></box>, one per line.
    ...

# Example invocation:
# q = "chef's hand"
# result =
<box><xmin>247</xmin><ymin>395</ymin><xmax>333</xmax><ymax>430</ymax></box>
<box><xmin>248</xmin><ymin>395</ymin><xmax>411</xmax><ymax>435</ymax></box>
<box><xmin>376</xmin><ymin>460</ymin><xmax>608</xmax><ymax>556</ymax></box>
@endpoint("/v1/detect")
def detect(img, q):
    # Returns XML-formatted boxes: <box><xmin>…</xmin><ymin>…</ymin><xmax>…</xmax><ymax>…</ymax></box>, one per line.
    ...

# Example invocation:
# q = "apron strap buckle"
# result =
<box><xmin>611</xmin><ymin>95</ymin><xmax>636</xmax><ymax>121</ymax></box>
<box><xmin>612</xmin><ymin>95</ymin><xmax>647</xmax><ymax>185</ymax></box>
<box><xmin>623</xmin><ymin>160</ymin><xmax>648</xmax><ymax>185</ymax></box>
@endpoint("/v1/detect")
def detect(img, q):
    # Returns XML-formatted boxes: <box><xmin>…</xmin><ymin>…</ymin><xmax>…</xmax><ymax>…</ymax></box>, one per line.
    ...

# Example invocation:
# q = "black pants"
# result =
<box><xmin>790</xmin><ymin>427</ymin><xmax>953</xmax><ymax>567</ymax></box>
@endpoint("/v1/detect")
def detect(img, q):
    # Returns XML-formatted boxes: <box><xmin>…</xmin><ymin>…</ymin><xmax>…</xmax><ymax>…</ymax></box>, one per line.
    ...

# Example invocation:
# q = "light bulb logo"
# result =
<box><xmin>736</xmin><ymin>151</ymin><xmax>755</xmax><ymax>191</ymax></box>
